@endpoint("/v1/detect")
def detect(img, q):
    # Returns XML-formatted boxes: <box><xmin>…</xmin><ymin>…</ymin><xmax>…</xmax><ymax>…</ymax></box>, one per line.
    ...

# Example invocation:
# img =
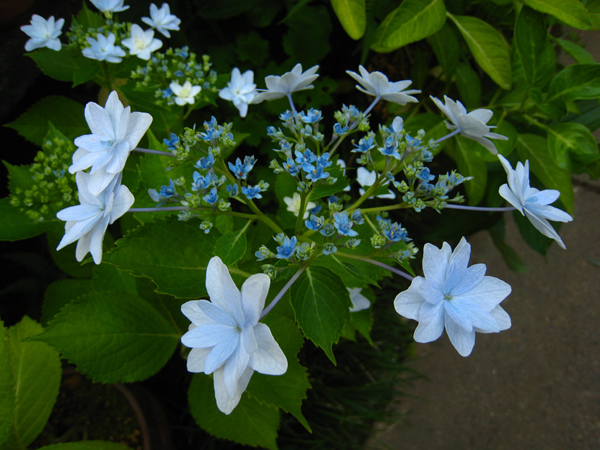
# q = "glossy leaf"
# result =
<box><xmin>546</xmin><ymin>64</ymin><xmax>600</xmax><ymax>107</ymax></box>
<box><xmin>448</xmin><ymin>13</ymin><xmax>512</xmax><ymax>90</ymax></box>
<box><xmin>546</xmin><ymin>122</ymin><xmax>600</xmax><ymax>173</ymax></box>
<box><xmin>428</xmin><ymin>23</ymin><xmax>460</xmax><ymax>78</ymax></box>
<box><xmin>331</xmin><ymin>0</ymin><xmax>366</xmax><ymax>40</ymax></box>
<box><xmin>34</xmin><ymin>291</ymin><xmax>180</xmax><ymax>383</ymax></box>
<box><xmin>455</xmin><ymin>63</ymin><xmax>481</xmax><ymax>108</ymax></box>
<box><xmin>371</xmin><ymin>0</ymin><xmax>446</xmax><ymax>52</ymax></box>
<box><xmin>213</xmin><ymin>222</ymin><xmax>250</xmax><ymax>265</ymax></box>
<box><xmin>554</xmin><ymin>38</ymin><xmax>596</xmax><ymax>64</ymax></box>
<box><xmin>522</xmin><ymin>0</ymin><xmax>592</xmax><ymax>30</ymax></box>
<box><xmin>290</xmin><ymin>266</ymin><xmax>351</xmax><ymax>364</ymax></box>
<box><xmin>0</xmin><ymin>197</ymin><xmax>58</xmax><ymax>241</ymax></box>
<box><xmin>453</xmin><ymin>136</ymin><xmax>488</xmax><ymax>205</ymax></box>
<box><xmin>42</xmin><ymin>279</ymin><xmax>92</xmax><ymax>326</ymax></box>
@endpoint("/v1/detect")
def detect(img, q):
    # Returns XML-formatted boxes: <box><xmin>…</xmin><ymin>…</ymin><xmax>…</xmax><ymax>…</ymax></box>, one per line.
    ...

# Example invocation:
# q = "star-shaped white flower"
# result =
<box><xmin>82</xmin><ymin>33</ymin><xmax>126</xmax><ymax>63</ymax></box>
<box><xmin>498</xmin><ymin>155</ymin><xmax>573</xmax><ymax>249</ymax></box>
<box><xmin>90</xmin><ymin>0</ymin><xmax>129</xmax><ymax>14</ymax></box>
<box><xmin>394</xmin><ymin>237</ymin><xmax>512</xmax><ymax>357</ymax></box>
<box><xmin>21</xmin><ymin>15</ymin><xmax>64</xmax><ymax>52</ymax></box>
<box><xmin>141</xmin><ymin>3</ymin><xmax>181</xmax><ymax>38</ymax></box>
<box><xmin>283</xmin><ymin>192</ymin><xmax>316</xmax><ymax>219</ymax></box>
<box><xmin>181</xmin><ymin>257</ymin><xmax>288</xmax><ymax>414</ymax></box>
<box><xmin>251</xmin><ymin>64</ymin><xmax>319</xmax><ymax>104</ymax></box>
<box><xmin>431</xmin><ymin>95</ymin><xmax>508</xmax><ymax>155</ymax></box>
<box><xmin>219</xmin><ymin>68</ymin><xmax>257</xmax><ymax>118</ymax></box>
<box><xmin>169</xmin><ymin>80</ymin><xmax>201</xmax><ymax>106</ymax></box>
<box><xmin>357</xmin><ymin>167</ymin><xmax>396</xmax><ymax>199</ymax></box>
<box><xmin>69</xmin><ymin>91</ymin><xmax>153</xmax><ymax>196</ymax></box>
<box><xmin>121</xmin><ymin>24</ymin><xmax>162</xmax><ymax>60</ymax></box>
<box><xmin>348</xmin><ymin>288</ymin><xmax>371</xmax><ymax>312</ymax></box>
<box><xmin>346</xmin><ymin>65</ymin><xmax>420</xmax><ymax>105</ymax></box>
<box><xmin>56</xmin><ymin>172</ymin><xmax>134</xmax><ymax>264</ymax></box>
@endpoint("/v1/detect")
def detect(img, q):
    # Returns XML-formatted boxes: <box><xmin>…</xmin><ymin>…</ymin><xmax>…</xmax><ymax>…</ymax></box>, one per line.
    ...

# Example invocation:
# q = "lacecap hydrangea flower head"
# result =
<box><xmin>181</xmin><ymin>257</ymin><xmax>287</xmax><ymax>414</ymax></box>
<box><xmin>394</xmin><ymin>237</ymin><xmax>511</xmax><ymax>357</ymax></box>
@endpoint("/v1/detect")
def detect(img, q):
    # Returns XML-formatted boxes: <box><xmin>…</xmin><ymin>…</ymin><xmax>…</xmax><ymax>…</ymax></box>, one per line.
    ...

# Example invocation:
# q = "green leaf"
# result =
<box><xmin>38</xmin><ymin>442</ymin><xmax>133</xmax><ymax>450</ymax></box>
<box><xmin>516</xmin><ymin>133</ymin><xmax>574</xmax><ymax>215</ymax></box>
<box><xmin>546</xmin><ymin>64</ymin><xmax>600</xmax><ymax>109</ymax></box>
<box><xmin>28</xmin><ymin>48</ymin><xmax>95</xmax><ymax>85</ymax></box>
<box><xmin>515</xmin><ymin>7</ymin><xmax>556</xmax><ymax>89</ymax></box>
<box><xmin>42</xmin><ymin>279</ymin><xmax>92</xmax><ymax>326</ymax></box>
<box><xmin>331</xmin><ymin>0</ymin><xmax>366</xmax><ymax>40</ymax></box>
<box><xmin>4</xmin><ymin>317</ymin><xmax>61</xmax><ymax>449</ymax></box>
<box><xmin>0</xmin><ymin>321</ymin><xmax>13</xmax><ymax>447</ymax></box>
<box><xmin>454</xmin><ymin>63</ymin><xmax>481</xmax><ymax>108</ymax></box>
<box><xmin>5</xmin><ymin>95</ymin><xmax>86</xmax><ymax>146</ymax></box>
<box><xmin>554</xmin><ymin>38</ymin><xmax>597</xmax><ymax>64</ymax></box>
<box><xmin>312</xmin><ymin>254</ymin><xmax>381</xmax><ymax>288</ymax></box>
<box><xmin>0</xmin><ymin>197</ymin><xmax>58</xmax><ymax>241</ymax></box>
<box><xmin>45</xmin><ymin>225</ymin><xmax>95</xmax><ymax>279</ymax></box>
<box><xmin>34</xmin><ymin>291</ymin><xmax>179</xmax><ymax>383</ymax></box>
<box><xmin>448</xmin><ymin>13</ymin><xmax>512</xmax><ymax>90</ymax></box>
<box><xmin>371</xmin><ymin>0</ymin><xmax>446</xmax><ymax>52</ymax></box>
<box><xmin>188</xmin><ymin>374</ymin><xmax>280</xmax><ymax>450</ymax></box>
<box><xmin>522</xmin><ymin>0</ymin><xmax>592</xmax><ymax>30</ymax></box>
<box><xmin>513</xmin><ymin>209</ymin><xmax>554</xmax><ymax>255</ymax></box>
<box><xmin>428</xmin><ymin>23</ymin><xmax>460</xmax><ymax>78</ymax></box>
<box><xmin>290</xmin><ymin>266</ymin><xmax>351</xmax><ymax>364</ymax></box>
<box><xmin>309</xmin><ymin>166</ymin><xmax>349</xmax><ymax>200</ymax></box>
<box><xmin>213</xmin><ymin>221</ymin><xmax>250</xmax><ymax>265</ymax></box>
<box><xmin>546</xmin><ymin>122</ymin><xmax>600</xmax><ymax>173</ymax></box>
<box><xmin>588</xmin><ymin>0</ymin><xmax>600</xmax><ymax>28</ymax></box>
<box><xmin>106</xmin><ymin>218</ymin><xmax>217</xmax><ymax>299</ymax></box>
<box><xmin>283</xmin><ymin>5</ymin><xmax>333</xmax><ymax>65</ymax></box>
<box><xmin>92</xmin><ymin>263</ymin><xmax>138</xmax><ymax>294</ymax></box>
<box><xmin>247</xmin><ymin>315</ymin><xmax>311</xmax><ymax>431</ymax></box>
<box><xmin>453</xmin><ymin>136</ymin><xmax>488</xmax><ymax>205</ymax></box>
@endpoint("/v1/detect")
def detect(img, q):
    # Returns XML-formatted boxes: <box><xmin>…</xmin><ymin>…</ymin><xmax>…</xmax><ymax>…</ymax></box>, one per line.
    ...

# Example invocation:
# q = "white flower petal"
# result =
<box><xmin>213</xmin><ymin>365</ymin><xmax>254</xmax><ymax>415</ymax></box>
<box><xmin>394</xmin><ymin>277</ymin><xmax>426</xmax><ymax>320</ymax></box>
<box><xmin>414</xmin><ymin>302</ymin><xmax>445</xmax><ymax>343</ymax></box>
<box><xmin>240</xmin><ymin>273</ymin><xmax>270</xmax><ymax>325</ymax></box>
<box><xmin>248</xmin><ymin>323</ymin><xmax>287</xmax><ymax>375</ymax></box>
<box><xmin>187</xmin><ymin>347</ymin><xmax>211</xmax><ymax>373</ymax></box>
<box><xmin>445</xmin><ymin>317</ymin><xmax>476</xmax><ymax>357</ymax></box>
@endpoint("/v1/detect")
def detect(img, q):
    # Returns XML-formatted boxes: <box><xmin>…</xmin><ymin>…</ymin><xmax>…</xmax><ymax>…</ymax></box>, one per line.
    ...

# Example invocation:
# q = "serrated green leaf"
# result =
<box><xmin>34</xmin><ymin>291</ymin><xmax>179</xmax><ymax>383</ymax></box>
<box><xmin>73</xmin><ymin>1</ymin><xmax>105</xmax><ymax>29</ymax></box>
<box><xmin>453</xmin><ymin>136</ymin><xmax>487</xmax><ymax>205</ymax></box>
<box><xmin>290</xmin><ymin>266</ymin><xmax>351</xmax><ymax>364</ymax></box>
<box><xmin>106</xmin><ymin>218</ymin><xmax>217</xmax><ymax>299</ymax></box>
<box><xmin>4</xmin><ymin>317</ymin><xmax>61</xmax><ymax>450</ymax></box>
<box><xmin>188</xmin><ymin>374</ymin><xmax>280</xmax><ymax>450</ymax></box>
<box><xmin>516</xmin><ymin>133</ymin><xmax>574</xmax><ymax>215</ymax></box>
<box><xmin>546</xmin><ymin>122</ymin><xmax>600</xmax><ymax>173</ymax></box>
<box><xmin>38</xmin><ymin>442</ymin><xmax>133</xmax><ymax>450</ymax></box>
<box><xmin>331</xmin><ymin>0</ymin><xmax>366</xmax><ymax>40</ymax></box>
<box><xmin>27</xmin><ymin>48</ymin><xmax>94</xmax><ymax>84</ymax></box>
<box><xmin>448</xmin><ymin>13</ymin><xmax>512</xmax><ymax>90</ymax></box>
<box><xmin>247</xmin><ymin>315</ymin><xmax>311</xmax><ymax>431</ymax></box>
<box><xmin>554</xmin><ymin>38</ymin><xmax>597</xmax><ymax>64</ymax></box>
<box><xmin>0</xmin><ymin>197</ymin><xmax>58</xmax><ymax>241</ymax></box>
<box><xmin>0</xmin><ymin>321</ymin><xmax>13</xmax><ymax>447</ymax></box>
<box><xmin>5</xmin><ymin>95</ymin><xmax>86</xmax><ymax>146</ymax></box>
<box><xmin>522</xmin><ymin>0</ymin><xmax>592</xmax><ymax>30</ymax></box>
<box><xmin>454</xmin><ymin>63</ymin><xmax>481</xmax><ymax>108</ymax></box>
<box><xmin>42</xmin><ymin>278</ymin><xmax>92</xmax><ymax>326</ymax></box>
<box><xmin>428</xmin><ymin>23</ymin><xmax>460</xmax><ymax>78</ymax></box>
<box><xmin>546</xmin><ymin>64</ymin><xmax>600</xmax><ymax>109</ymax></box>
<box><xmin>371</xmin><ymin>0</ymin><xmax>446</xmax><ymax>52</ymax></box>
<box><xmin>213</xmin><ymin>221</ymin><xmax>250</xmax><ymax>265</ymax></box>
<box><xmin>92</xmin><ymin>264</ymin><xmax>138</xmax><ymax>294</ymax></box>
<box><xmin>515</xmin><ymin>6</ymin><xmax>556</xmax><ymax>89</ymax></box>
<box><xmin>45</xmin><ymin>224</ymin><xmax>95</xmax><ymax>279</ymax></box>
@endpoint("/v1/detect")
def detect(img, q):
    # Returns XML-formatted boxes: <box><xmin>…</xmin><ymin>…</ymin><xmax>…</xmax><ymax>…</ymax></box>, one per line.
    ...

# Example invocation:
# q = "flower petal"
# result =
<box><xmin>223</xmin><ymin>344</ymin><xmax>250</xmax><ymax>398</ymax></box>
<box><xmin>187</xmin><ymin>347</ymin><xmax>211</xmax><ymax>373</ymax></box>
<box><xmin>248</xmin><ymin>323</ymin><xmax>287</xmax><ymax>375</ymax></box>
<box><xmin>414</xmin><ymin>302</ymin><xmax>445</xmax><ymax>343</ymax></box>
<box><xmin>445</xmin><ymin>317</ymin><xmax>476</xmax><ymax>357</ymax></box>
<box><xmin>394</xmin><ymin>277</ymin><xmax>426</xmax><ymax>320</ymax></box>
<box><xmin>240</xmin><ymin>273</ymin><xmax>270</xmax><ymax>325</ymax></box>
<box><xmin>213</xmin><ymin>365</ymin><xmax>254</xmax><ymax>415</ymax></box>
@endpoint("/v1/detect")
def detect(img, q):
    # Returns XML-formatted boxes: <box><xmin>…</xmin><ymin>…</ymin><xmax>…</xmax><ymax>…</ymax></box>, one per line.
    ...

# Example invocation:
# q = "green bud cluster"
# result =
<box><xmin>67</xmin><ymin>19</ymin><xmax>129</xmax><ymax>51</ymax></box>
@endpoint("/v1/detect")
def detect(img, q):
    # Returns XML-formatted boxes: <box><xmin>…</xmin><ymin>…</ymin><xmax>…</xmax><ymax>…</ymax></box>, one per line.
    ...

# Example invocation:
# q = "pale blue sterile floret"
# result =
<box><xmin>21</xmin><ymin>14</ymin><xmax>65</xmax><ymax>52</ymax></box>
<box><xmin>333</xmin><ymin>211</ymin><xmax>358</xmax><ymax>237</ymax></box>
<box><xmin>275</xmin><ymin>236</ymin><xmax>298</xmax><ymax>259</ymax></box>
<box><xmin>251</xmin><ymin>63</ymin><xmax>320</xmax><ymax>104</ymax></box>
<box><xmin>82</xmin><ymin>33</ymin><xmax>126</xmax><ymax>63</ymax></box>
<box><xmin>346</xmin><ymin>65</ymin><xmax>421</xmax><ymax>105</ymax></box>
<box><xmin>141</xmin><ymin>3</ymin><xmax>181</xmax><ymax>38</ymax></box>
<box><xmin>90</xmin><ymin>0</ymin><xmax>129</xmax><ymax>13</ymax></box>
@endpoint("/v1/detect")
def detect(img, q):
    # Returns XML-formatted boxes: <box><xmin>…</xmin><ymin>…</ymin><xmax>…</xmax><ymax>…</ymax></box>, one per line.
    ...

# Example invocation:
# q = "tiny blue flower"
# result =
<box><xmin>352</xmin><ymin>136</ymin><xmax>375</xmax><ymax>153</ymax></box>
<box><xmin>194</xmin><ymin>153</ymin><xmax>215</xmax><ymax>170</ymax></box>
<box><xmin>379</xmin><ymin>136</ymin><xmax>401</xmax><ymax>159</ymax></box>
<box><xmin>305</xmin><ymin>214</ymin><xmax>324</xmax><ymax>231</ymax></box>
<box><xmin>174</xmin><ymin>70</ymin><xmax>184</xmax><ymax>77</ymax></box>
<box><xmin>315</xmin><ymin>152</ymin><xmax>332</xmax><ymax>168</ymax></box>
<box><xmin>203</xmin><ymin>187</ymin><xmax>218</xmax><ymax>205</ymax></box>
<box><xmin>192</xmin><ymin>171</ymin><xmax>214</xmax><ymax>191</ymax></box>
<box><xmin>309</xmin><ymin>204</ymin><xmax>322</xmax><ymax>214</ymax></box>
<box><xmin>299</xmin><ymin>108</ymin><xmax>322</xmax><ymax>124</ymax></box>
<box><xmin>283</xmin><ymin>158</ymin><xmax>299</xmax><ymax>176</ymax></box>
<box><xmin>383</xmin><ymin>222</ymin><xmax>409</xmax><ymax>242</ymax></box>
<box><xmin>351</xmin><ymin>209</ymin><xmax>364</xmax><ymax>225</ymax></box>
<box><xmin>279</xmin><ymin>110</ymin><xmax>296</xmax><ymax>121</ymax></box>
<box><xmin>242</xmin><ymin>185</ymin><xmax>262</xmax><ymax>200</ymax></box>
<box><xmin>226</xmin><ymin>183</ymin><xmax>239</xmax><ymax>197</ymax></box>
<box><xmin>275</xmin><ymin>236</ymin><xmax>297</xmax><ymax>259</ymax></box>
<box><xmin>333</xmin><ymin>211</ymin><xmax>358</xmax><ymax>237</ymax></box>
<box><xmin>322</xmin><ymin>242</ymin><xmax>337</xmax><ymax>255</ymax></box>
<box><xmin>334</xmin><ymin>123</ymin><xmax>349</xmax><ymax>135</ymax></box>
<box><xmin>294</xmin><ymin>149</ymin><xmax>317</xmax><ymax>171</ymax></box>
<box><xmin>228</xmin><ymin>157</ymin><xmax>254</xmax><ymax>180</ymax></box>
<box><xmin>162</xmin><ymin>88</ymin><xmax>172</xmax><ymax>98</ymax></box>
<box><xmin>305</xmin><ymin>165</ymin><xmax>330</xmax><ymax>182</ymax></box>
<box><xmin>163</xmin><ymin>132</ymin><xmax>179</xmax><ymax>150</ymax></box>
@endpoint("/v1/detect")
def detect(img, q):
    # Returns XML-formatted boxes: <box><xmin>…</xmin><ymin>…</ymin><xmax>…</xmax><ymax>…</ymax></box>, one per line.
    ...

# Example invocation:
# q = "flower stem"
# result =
<box><xmin>133</xmin><ymin>147</ymin><xmax>176</xmax><ymax>157</ymax></box>
<box><xmin>260</xmin><ymin>266</ymin><xmax>306</xmax><ymax>319</ymax></box>
<box><xmin>363</xmin><ymin>96</ymin><xmax>380</xmax><ymax>116</ymax></box>
<box><xmin>444</xmin><ymin>204</ymin><xmax>516</xmax><ymax>212</ymax></box>
<box><xmin>129</xmin><ymin>206</ymin><xmax>188</xmax><ymax>212</ymax></box>
<box><xmin>434</xmin><ymin>128</ymin><xmax>461</xmax><ymax>145</ymax></box>
<box><xmin>287</xmin><ymin>93</ymin><xmax>296</xmax><ymax>114</ymax></box>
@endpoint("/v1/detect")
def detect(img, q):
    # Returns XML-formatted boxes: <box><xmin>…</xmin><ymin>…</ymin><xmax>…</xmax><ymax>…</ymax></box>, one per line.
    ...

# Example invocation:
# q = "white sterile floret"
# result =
<box><xmin>498</xmin><ymin>155</ymin><xmax>573</xmax><ymax>249</ymax></box>
<box><xmin>21</xmin><ymin>15</ymin><xmax>64</xmax><ymax>52</ymax></box>
<box><xmin>251</xmin><ymin>63</ymin><xmax>319</xmax><ymax>104</ymax></box>
<box><xmin>284</xmin><ymin>192</ymin><xmax>315</xmax><ymax>219</ymax></box>
<box><xmin>90</xmin><ymin>0</ymin><xmax>129</xmax><ymax>13</ymax></box>
<box><xmin>394</xmin><ymin>237</ymin><xmax>512</xmax><ymax>357</ymax></box>
<box><xmin>219</xmin><ymin>68</ymin><xmax>257</xmax><ymax>117</ymax></box>
<box><xmin>348</xmin><ymin>288</ymin><xmax>371</xmax><ymax>312</ymax></box>
<box><xmin>82</xmin><ymin>33</ymin><xmax>126</xmax><ymax>63</ymax></box>
<box><xmin>56</xmin><ymin>173</ymin><xmax>134</xmax><ymax>264</ymax></box>
<box><xmin>430</xmin><ymin>95</ymin><xmax>508</xmax><ymax>155</ymax></box>
<box><xmin>181</xmin><ymin>257</ymin><xmax>288</xmax><ymax>414</ymax></box>
<box><xmin>346</xmin><ymin>65</ymin><xmax>421</xmax><ymax>105</ymax></box>
<box><xmin>121</xmin><ymin>24</ymin><xmax>162</xmax><ymax>60</ymax></box>
<box><xmin>357</xmin><ymin>167</ymin><xmax>396</xmax><ymax>199</ymax></box>
<box><xmin>141</xmin><ymin>3</ymin><xmax>181</xmax><ymax>38</ymax></box>
<box><xmin>169</xmin><ymin>80</ymin><xmax>201</xmax><ymax>106</ymax></box>
<box><xmin>69</xmin><ymin>91</ymin><xmax>153</xmax><ymax>196</ymax></box>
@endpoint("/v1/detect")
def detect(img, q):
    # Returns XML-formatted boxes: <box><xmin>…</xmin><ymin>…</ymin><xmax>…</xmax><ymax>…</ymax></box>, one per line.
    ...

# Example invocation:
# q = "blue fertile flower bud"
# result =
<box><xmin>275</xmin><ymin>236</ymin><xmax>297</xmax><ymax>259</ymax></box>
<box><xmin>333</xmin><ymin>211</ymin><xmax>358</xmax><ymax>237</ymax></box>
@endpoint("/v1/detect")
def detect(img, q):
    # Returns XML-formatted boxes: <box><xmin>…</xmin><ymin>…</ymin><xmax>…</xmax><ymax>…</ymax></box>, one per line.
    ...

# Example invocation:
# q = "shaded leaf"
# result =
<box><xmin>546</xmin><ymin>122</ymin><xmax>600</xmax><ymax>173</ymax></box>
<box><xmin>522</xmin><ymin>0</ymin><xmax>592</xmax><ymax>30</ymax></box>
<box><xmin>428</xmin><ymin>23</ymin><xmax>460</xmax><ymax>78</ymax></box>
<box><xmin>331</xmin><ymin>0</ymin><xmax>366</xmax><ymax>40</ymax></box>
<box><xmin>453</xmin><ymin>136</ymin><xmax>488</xmax><ymax>205</ymax></box>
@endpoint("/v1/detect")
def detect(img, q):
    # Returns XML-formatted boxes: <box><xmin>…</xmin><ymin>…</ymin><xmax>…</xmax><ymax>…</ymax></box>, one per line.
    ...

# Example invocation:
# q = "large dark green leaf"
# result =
<box><xmin>428</xmin><ymin>23</ymin><xmax>460</xmax><ymax>78</ymax></box>
<box><xmin>546</xmin><ymin>122</ymin><xmax>600</xmax><ymax>173</ymax></box>
<box><xmin>522</xmin><ymin>0</ymin><xmax>592</xmax><ymax>30</ymax></box>
<box><xmin>331</xmin><ymin>0</ymin><xmax>366</xmax><ymax>40</ymax></box>
<box><xmin>453</xmin><ymin>137</ymin><xmax>487</xmax><ymax>205</ymax></box>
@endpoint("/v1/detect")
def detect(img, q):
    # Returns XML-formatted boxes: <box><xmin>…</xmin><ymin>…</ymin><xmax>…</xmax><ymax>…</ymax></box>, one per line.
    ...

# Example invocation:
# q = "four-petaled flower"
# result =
<box><xmin>283</xmin><ymin>192</ymin><xmax>315</xmax><ymax>219</ymax></box>
<box><xmin>498</xmin><ymin>155</ymin><xmax>573</xmax><ymax>249</ymax></box>
<box><xmin>346</xmin><ymin>65</ymin><xmax>420</xmax><ymax>105</ymax></box>
<box><xmin>69</xmin><ymin>91</ymin><xmax>153</xmax><ymax>195</ymax></box>
<box><xmin>121</xmin><ymin>24</ymin><xmax>162</xmax><ymax>60</ymax></box>
<box><xmin>394</xmin><ymin>237</ymin><xmax>512</xmax><ymax>357</ymax></box>
<box><xmin>181</xmin><ymin>257</ymin><xmax>287</xmax><ymax>414</ymax></box>
<box><xmin>90</xmin><ymin>0</ymin><xmax>129</xmax><ymax>14</ymax></box>
<box><xmin>141</xmin><ymin>3</ymin><xmax>181</xmax><ymax>38</ymax></box>
<box><xmin>251</xmin><ymin>64</ymin><xmax>319</xmax><ymax>104</ymax></box>
<box><xmin>82</xmin><ymin>33</ymin><xmax>126</xmax><ymax>63</ymax></box>
<box><xmin>169</xmin><ymin>80</ymin><xmax>201</xmax><ymax>106</ymax></box>
<box><xmin>431</xmin><ymin>95</ymin><xmax>508</xmax><ymax>154</ymax></box>
<box><xmin>21</xmin><ymin>15</ymin><xmax>64</xmax><ymax>52</ymax></box>
<box><xmin>219</xmin><ymin>68</ymin><xmax>257</xmax><ymax>118</ymax></box>
<box><xmin>56</xmin><ymin>172</ymin><xmax>134</xmax><ymax>264</ymax></box>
